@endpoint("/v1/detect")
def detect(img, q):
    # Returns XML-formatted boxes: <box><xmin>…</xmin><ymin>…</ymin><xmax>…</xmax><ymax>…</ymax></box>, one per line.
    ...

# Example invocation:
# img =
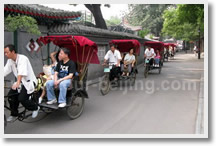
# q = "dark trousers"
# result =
<box><xmin>7</xmin><ymin>85</ymin><xmax>38</xmax><ymax>116</ymax></box>
<box><xmin>110</xmin><ymin>67</ymin><xmax>121</xmax><ymax>81</ymax></box>
<box><xmin>149</xmin><ymin>58</ymin><xmax>154</xmax><ymax>66</ymax></box>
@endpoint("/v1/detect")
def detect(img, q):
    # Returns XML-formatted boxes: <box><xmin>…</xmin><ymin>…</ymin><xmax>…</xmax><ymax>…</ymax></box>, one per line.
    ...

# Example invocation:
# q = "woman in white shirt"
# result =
<box><xmin>121</xmin><ymin>48</ymin><xmax>136</xmax><ymax>77</ymax></box>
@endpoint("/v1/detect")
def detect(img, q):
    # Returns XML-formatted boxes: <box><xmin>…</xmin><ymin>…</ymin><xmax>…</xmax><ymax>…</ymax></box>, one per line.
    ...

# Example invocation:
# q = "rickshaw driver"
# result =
<box><xmin>144</xmin><ymin>46</ymin><xmax>155</xmax><ymax>66</ymax></box>
<box><xmin>103</xmin><ymin>44</ymin><xmax>122</xmax><ymax>81</ymax></box>
<box><xmin>46</xmin><ymin>48</ymin><xmax>76</xmax><ymax>108</ymax></box>
<box><xmin>4</xmin><ymin>44</ymin><xmax>40</xmax><ymax>122</ymax></box>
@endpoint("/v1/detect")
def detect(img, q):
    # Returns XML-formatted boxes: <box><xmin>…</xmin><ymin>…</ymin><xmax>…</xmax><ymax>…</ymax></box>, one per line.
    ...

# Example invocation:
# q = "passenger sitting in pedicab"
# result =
<box><xmin>121</xmin><ymin>48</ymin><xmax>136</xmax><ymax>77</ymax></box>
<box><xmin>103</xmin><ymin>44</ymin><xmax>122</xmax><ymax>81</ymax></box>
<box><xmin>169</xmin><ymin>46</ymin><xmax>174</xmax><ymax>57</ymax></box>
<box><xmin>46</xmin><ymin>48</ymin><xmax>76</xmax><ymax>108</ymax></box>
<box><xmin>144</xmin><ymin>46</ymin><xmax>155</xmax><ymax>66</ymax></box>
<box><xmin>154</xmin><ymin>49</ymin><xmax>161</xmax><ymax>67</ymax></box>
<box><xmin>38</xmin><ymin>50</ymin><xmax>60</xmax><ymax>104</ymax></box>
<box><xmin>120</xmin><ymin>52</ymin><xmax>125</xmax><ymax>71</ymax></box>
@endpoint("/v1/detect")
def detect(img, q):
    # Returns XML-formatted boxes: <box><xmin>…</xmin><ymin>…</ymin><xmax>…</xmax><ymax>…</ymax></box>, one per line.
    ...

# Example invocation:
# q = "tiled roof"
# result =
<box><xmin>49</xmin><ymin>23</ymin><xmax>141</xmax><ymax>39</ymax></box>
<box><xmin>4</xmin><ymin>4</ymin><xmax>81</xmax><ymax>21</ymax></box>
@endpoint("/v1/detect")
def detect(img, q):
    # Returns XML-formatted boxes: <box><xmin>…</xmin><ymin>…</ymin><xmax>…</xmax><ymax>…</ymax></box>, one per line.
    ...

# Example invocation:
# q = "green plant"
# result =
<box><xmin>5</xmin><ymin>14</ymin><xmax>41</xmax><ymax>35</ymax></box>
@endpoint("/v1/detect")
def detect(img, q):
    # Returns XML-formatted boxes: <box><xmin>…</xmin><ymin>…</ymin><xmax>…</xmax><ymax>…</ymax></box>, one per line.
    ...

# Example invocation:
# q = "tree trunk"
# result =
<box><xmin>84</xmin><ymin>4</ymin><xmax>107</xmax><ymax>29</ymax></box>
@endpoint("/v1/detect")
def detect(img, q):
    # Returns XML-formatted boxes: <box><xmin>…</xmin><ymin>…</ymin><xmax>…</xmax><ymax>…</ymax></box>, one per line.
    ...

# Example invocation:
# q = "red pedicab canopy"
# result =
<box><xmin>163</xmin><ymin>43</ymin><xmax>177</xmax><ymax>50</ymax></box>
<box><xmin>144</xmin><ymin>41</ymin><xmax>164</xmax><ymax>51</ymax></box>
<box><xmin>144</xmin><ymin>41</ymin><xmax>164</xmax><ymax>60</ymax></box>
<box><xmin>109</xmin><ymin>39</ymin><xmax>141</xmax><ymax>55</ymax></box>
<box><xmin>38</xmin><ymin>35</ymin><xmax>100</xmax><ymax>64</ymax></box>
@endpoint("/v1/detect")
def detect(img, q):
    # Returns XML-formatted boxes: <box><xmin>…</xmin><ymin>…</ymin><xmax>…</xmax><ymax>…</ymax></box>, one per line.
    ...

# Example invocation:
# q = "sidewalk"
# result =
<box><xmin>195</xmin><ymin>72</ymin><xmax>204</xmax><ymax>134</ymax></box>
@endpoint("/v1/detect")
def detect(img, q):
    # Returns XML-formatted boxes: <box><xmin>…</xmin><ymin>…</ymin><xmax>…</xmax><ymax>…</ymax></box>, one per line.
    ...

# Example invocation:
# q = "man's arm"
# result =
<box><xmin>116</xmin><ymin>59</ymin><xmax>121</xmax><ymax>67</ymax></box>
<box><xmin>50</xmin><ymin>51</ymin><xmax>57</xmax><ymax>65</ymax></box>
<box><xmin>58</xmin><ymin>73</ymin><xmax>73</xmax><ymax>82</ymax></box>
<box><xmin>54</xmin><ymin>72</ymin><xmax>58</xmax><ymax>82</ymax></box>
<box><xmin>4</xmin><ymin>60</ymin><xmax>12</xmax><ymax>77</ymax></box>
<box><xmin>12</xmin><ymin>75</ymin><xmax>22</xmax><ymax>90</ymax></box>
<box><xmin>116</xmin><ymin>51</ymin><xmax>122</xmax><ymax>66</ymax></box>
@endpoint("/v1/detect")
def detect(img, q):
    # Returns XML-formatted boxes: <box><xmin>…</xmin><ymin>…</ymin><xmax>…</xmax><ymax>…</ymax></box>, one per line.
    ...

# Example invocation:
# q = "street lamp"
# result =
<box><xmin>198</xmin><ymin>28</ymin><xmax>201</xmax><ymax>59</ymax></box>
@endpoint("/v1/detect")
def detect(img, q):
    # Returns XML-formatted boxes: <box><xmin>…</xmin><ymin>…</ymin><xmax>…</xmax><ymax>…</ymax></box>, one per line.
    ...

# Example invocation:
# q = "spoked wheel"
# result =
<box><xmin>158</xmin><ymin>62</ymin><xmax>162</xmax><ymax>74</ymax></box>
<box><xmin>100</xmin><ymin>75</ymin><xmax>111</xmax><ymax>95</ymax></box>
<box><xmin>129</xmin><ymin>72</ymin><xmax>136</xmax><ymax>86</ymax></box>
<box><xmin>66</xmin><ymin>92</ymin><xmax>85</xmax><ymax>120</ymax></box>
<box><xmin>158</xmin><ymin>66</ymin><xmax>162</xmax><ymax>74</ymax></box>
<box><xmin>144</xmin><ymin>65</ymin><xmax>149</xmax><ymax>78</ymax></box>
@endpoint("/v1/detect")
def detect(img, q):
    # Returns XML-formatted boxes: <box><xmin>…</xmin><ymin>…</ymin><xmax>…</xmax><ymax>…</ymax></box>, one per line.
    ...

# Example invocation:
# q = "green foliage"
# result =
<box><xmin>149</xmin><ymin>34</ymin><xmax>154</xmax><ymax>39</ymax></box>
<box><xmin>127</xmin><ymin>4</ymin><xmax>171</xmax><ymax>36</ymax></box>
<box><xmin>106</xmin><ymin>16</ymin><xmax>121</xmax><ymax>26</ymax></box>
<box><xmin>5</xmin><ymin>14</ymin><xmax>41</xmax><ymax>35</ymax></box>
<box><xmin>162</xmin><ymin>4</ymin><xmax>204</xmax><ymax>41</ymax></box>
<box><xmin>138</xmin><ymin>29</ymin><xmax>150</xmax><ymax>38</ymax></box>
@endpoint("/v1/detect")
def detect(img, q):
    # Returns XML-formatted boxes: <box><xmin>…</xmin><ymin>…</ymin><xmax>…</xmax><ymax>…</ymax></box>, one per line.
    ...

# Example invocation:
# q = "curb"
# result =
<box><xmin>195</xmin><ymin>72</ymin><xmax>204</xmax><ymax>134</ymax></box>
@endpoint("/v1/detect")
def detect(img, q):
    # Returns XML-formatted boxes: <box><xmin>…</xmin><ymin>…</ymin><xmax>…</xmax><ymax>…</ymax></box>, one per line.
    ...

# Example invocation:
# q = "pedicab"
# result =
<box><xmin>143</xmin><ymin>41</ymin><xmax>164</xmax><ymax>78</ymax></box>
<box><xmin>168</xmin><ymin>43</ymin><xmax>177</xmax><ymax>59</ymax></box>
<box><xmin>4</xmin><ymin>35</ymin><xmax>100</xmax><ymax>129</ymax></box>
<box><xmin>100</xmin><ymin>39</ymin><xmax>140</xmax><ymax>95</ymax></box>
<box><xmin>163</xmin><ymin>43</ymin><xmax>170</xmax><ymax>62</ymax></box>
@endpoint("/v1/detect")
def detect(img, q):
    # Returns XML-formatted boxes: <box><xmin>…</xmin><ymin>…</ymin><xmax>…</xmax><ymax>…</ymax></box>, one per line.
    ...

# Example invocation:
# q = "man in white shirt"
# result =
<box><xmin>103</xmin><ymin>44</ymin><xmax>122</xmax><ymax>80</ymax></box>
<box><xmin>4</xmin><ymin>44</ymin><xmax>40</xmax><ymax>122</ymax></box>
<box><xmin>144</xmin><ymin>47</ymin><xmax>155</xmax><ymax>66</ymax></box>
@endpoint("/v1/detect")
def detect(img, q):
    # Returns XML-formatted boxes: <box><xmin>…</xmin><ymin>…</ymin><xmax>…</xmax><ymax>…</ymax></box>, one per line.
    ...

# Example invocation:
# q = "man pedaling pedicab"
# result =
<box><xmin>103</xmin><ymin>44</ymin><xmax>122</xmax><ymax>81</ymax></box>
<box><xmin>46</xmin><ymin>48</ymin><xmax>76</xmax><ymax>108</ymax></box>
<box><xmin>4</xmin><ymin>44</ymin><xmax>40</xmax><ymax>122</ymax></box>
<box><xmin>121</xmin><ymin>48</ymin><xmax>136</xmax><ymax>77</ymax></box>
<box><xmin>144</xmin><ymin>46</ymin><xmax>155</xmax><ymax>66</ymax></box>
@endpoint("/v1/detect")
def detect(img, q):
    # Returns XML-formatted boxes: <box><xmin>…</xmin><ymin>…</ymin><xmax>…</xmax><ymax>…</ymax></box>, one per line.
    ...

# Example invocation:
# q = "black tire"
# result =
<box><xmin>158</xmin><ymin>62</ymin><xmax>162</xmax><ymax>74</ymax></box>
<box><xmin>100</xmin><ymin>75</ymin><xmax>111</xmax><ymax>95</ymax></box>
<box><xmin>66</xmin><ymin>92</ymin><xmax>85</xmax><ymax>120</ymax></box>
<box><xmin>144</xmin><ymin>66</ymin><xmax>148</xmax><ymax>78</ymax></box>
<box><xmin>4</xmin><ymin>114</ymin><xmax>7</xmax><ymax>131</ymax></box>
<box><xmin>129</xmin><ymin>72</ymin><xmax>136</xmax><ymax>86</ymax></box>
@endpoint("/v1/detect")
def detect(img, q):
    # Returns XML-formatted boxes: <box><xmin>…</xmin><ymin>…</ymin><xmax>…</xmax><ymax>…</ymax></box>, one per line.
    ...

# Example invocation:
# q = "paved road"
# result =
<box><xmin>4</xmin><ymin>52</ymin><xmax>204</xmax><ymax>134</ymax></box>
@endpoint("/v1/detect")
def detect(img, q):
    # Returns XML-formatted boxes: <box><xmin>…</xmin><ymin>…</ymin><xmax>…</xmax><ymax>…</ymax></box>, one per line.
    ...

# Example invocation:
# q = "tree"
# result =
<box><xmin>138</xmin><ymin>29</ymin><xmax>150</xmax><ymax>38</ymax></box>
<box><xmin>105</xmin><ymin>16</ymin><xmax>121</xmax><ymax>26</ymax></box>
<box><xmin>162</xmin><ymin>4</ymin><xmax>204</xmax><ymax>41</ymax></box>
<box><xmin>84</xmin><ymin>4</ymin><xmax>108</xmax><ymax>29</ymax></box>
<box><xmin>5</xmin><ymin>14</ymin><xmax>41</xmax><ymax>35</ymax></box>
<box><xmin>71</xmin><ymin>4</ymin><xmax>109</xmax><ymax>29</ymax></box>
<box><xmin>127</xmin><ymin>4</ymin><xmax>171</xmax><ymax>37</ymax></box>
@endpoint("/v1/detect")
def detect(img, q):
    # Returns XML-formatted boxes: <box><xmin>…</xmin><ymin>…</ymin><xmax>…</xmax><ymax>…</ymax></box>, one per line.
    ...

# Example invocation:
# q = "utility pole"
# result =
<box><xmin>198</xmin><ymin>28</ymin><xmax>201</xmax><ymax>59</ymax></box>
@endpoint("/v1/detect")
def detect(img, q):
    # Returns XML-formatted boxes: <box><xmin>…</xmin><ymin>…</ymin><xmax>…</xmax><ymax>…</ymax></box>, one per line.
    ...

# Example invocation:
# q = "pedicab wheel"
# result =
<box><xmin>129</xmin><ymin>72</ymin><xmax>136</xmax><ymax>86</ymax></box>
<box><xmin>158</xmin><ymin>63</ymin><xmax>162</xmax><ymax>74</ymax></box>
<box><xmin>161</xmin><ymin>61</ymin><xmax>163</xmax><ymax>66</ymax></box>
<box><xmin>4</xmin><ymin>114</ymin><xmax>7</xmax><ymax>130</ymax></box>
<box><xmin>100</xmin><ymin>75</ymin><xmax>111</xmax><ymax>95</ymax></box>
<box><xmin>158</xmin><ymin>67</ymin><xmax>162</xmax><ymax>74</ymax></box>
<box><xmin>144</xmin><ymin>66</ymin><xmax>148</xmax><ymax>78</ymax></box>
<box><xmin>66</xmin><ymin>93</ymin><xmax>85</xmax><ymax>120</ymax></box>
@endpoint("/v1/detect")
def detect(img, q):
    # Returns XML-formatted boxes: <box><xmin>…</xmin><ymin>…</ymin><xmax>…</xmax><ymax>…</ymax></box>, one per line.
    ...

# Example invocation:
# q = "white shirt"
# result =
<box><xmin>124</xmin><ymin>53</ymin><xmax>135</xmax><ymax>63</ymax></box>
<box><xmin>145</xmin><ymin>48</ymin><xmax>155</xmax><ymax>59</ymax></box>
<box><xmin>4</xmin><ymin>54</ymin><xmax>37</xmax><ymax>94</ymax></box>
<box><xmin>104</xmin><ymin>50</ymin><xmax>122</xmax><ymax>67</ymax></box>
